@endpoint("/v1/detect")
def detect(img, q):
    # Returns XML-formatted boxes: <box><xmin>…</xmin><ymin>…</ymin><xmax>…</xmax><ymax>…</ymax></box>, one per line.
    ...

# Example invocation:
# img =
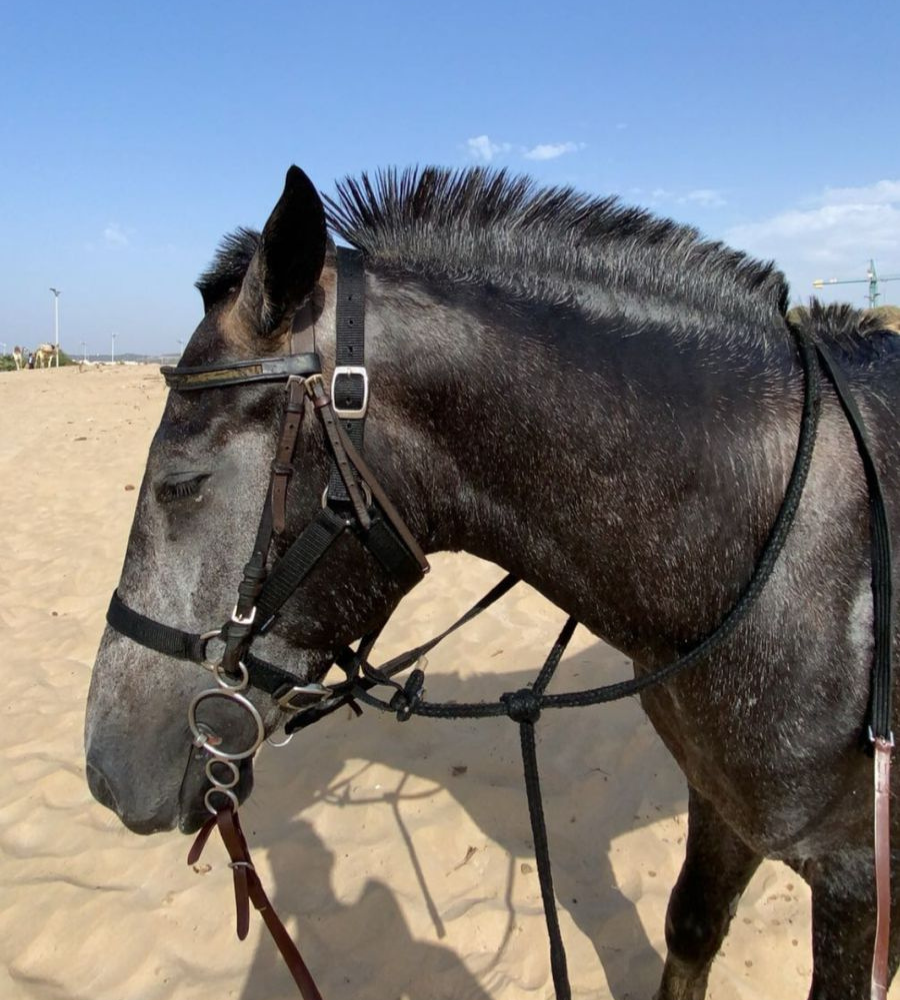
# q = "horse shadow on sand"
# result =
<box><xmin>235</xmin><ymin>640</ymin><xmax>687</xmax><ymax>1000</ymax></box>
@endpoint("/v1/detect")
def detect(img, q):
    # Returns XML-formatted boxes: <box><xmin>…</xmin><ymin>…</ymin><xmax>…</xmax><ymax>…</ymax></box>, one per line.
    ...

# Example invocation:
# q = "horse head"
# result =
<box><xmin>85</xmin><ymin>167</ymin><xmax>423</xmax><ymax>834</ymax></box>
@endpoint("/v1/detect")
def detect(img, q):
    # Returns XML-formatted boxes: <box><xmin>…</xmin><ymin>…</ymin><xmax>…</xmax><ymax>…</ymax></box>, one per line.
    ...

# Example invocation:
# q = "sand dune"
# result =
<box><xmin>0</xmin><ymin>364</ymin><xmax>876</xmax><ymax>999</ymax></box>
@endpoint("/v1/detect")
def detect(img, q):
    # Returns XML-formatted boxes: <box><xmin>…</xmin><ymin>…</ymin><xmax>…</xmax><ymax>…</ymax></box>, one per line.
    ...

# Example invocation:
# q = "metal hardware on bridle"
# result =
<box><xmin>188</xmin><ymin>648</ymin><xmax>265</xmax><ymax>813</ymax></box>
<box><xmin>104</xmin><ymin>246</ymin><xmax>893</xmax><ymax>1000</ymax></box>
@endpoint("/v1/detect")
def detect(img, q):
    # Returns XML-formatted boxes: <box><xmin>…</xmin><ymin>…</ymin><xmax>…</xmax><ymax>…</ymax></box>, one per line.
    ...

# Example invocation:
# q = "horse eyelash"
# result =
<box><xmin>157</xmin><ymin>475</ymin><xmax>208</xmax><ymax>504</ymax></box>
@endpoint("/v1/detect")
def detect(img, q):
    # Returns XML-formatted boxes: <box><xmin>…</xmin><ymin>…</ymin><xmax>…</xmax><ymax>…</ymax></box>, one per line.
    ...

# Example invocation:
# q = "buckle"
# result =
<box><xmin>331</xmin><ymin>366</ymin><xmax>369</xmax><ymax>419</ymax></box>
<box><xmin>276</xmin><ymin>683</ymin><xmax>332</xmax><ymax>711</ymax></box>
<box><xmin>231</xmin><ymin>604</ymin><xmax>257</xmax><ymax>626</ymax></box>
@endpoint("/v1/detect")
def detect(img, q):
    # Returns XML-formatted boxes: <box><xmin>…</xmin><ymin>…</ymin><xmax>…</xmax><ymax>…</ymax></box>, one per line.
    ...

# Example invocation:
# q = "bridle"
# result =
<box><xmin>104</xmin><ymin>247</ymin><xmax>435</xmax><ymax>1000</ymax></box>
<box><xmin>103</xmin><ymin>247</ymin><xmax>895</xmax><ymax>1000</ymax></box>
<box><xmin>107</xmin><ymin>247</ymin><xmax>430</xmax><ymax>726</ymax></box>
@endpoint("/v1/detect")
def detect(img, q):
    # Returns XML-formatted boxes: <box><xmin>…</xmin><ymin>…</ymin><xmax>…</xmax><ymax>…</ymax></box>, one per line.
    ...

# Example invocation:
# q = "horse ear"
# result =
<box><xmin>235</xmin><ymin>166</ymin><xmax>327</xmax><ymax>338</ymax></box>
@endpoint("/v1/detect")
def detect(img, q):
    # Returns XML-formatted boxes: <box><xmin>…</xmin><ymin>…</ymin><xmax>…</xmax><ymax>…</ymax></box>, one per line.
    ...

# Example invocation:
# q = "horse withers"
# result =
<box><xmin>85</xmin><ymin>165</ymin><xmax>900</xmax><ymax>999</ymax></box>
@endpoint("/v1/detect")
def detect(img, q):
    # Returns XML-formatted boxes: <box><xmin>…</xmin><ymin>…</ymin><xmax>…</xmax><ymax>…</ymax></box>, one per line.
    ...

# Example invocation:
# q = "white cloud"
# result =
<box><xmin>725</xmin><ymin>179</ymin><xmax>900</xmax><ymax>304</ymax></box>
<box><xmin>465</xmin><ymin>135</ymin><xmax>512</xmax><ymax>162</ymax></box>
<box><xmin>818</xmin><ymin>180</ymin><xmax>900</xmax><ymax>207</ymax></box>
<box><xmin>523</xmin><ymin>141</ymin><xmax>586</xmax><ymax>161</ymax></box>
<box><xmin>464</xmin><ymin>135</ymin><xmax>587</xmax><ymax>163</ymax></box>
<box><xmin>640</xmin><ymin>187</ymin><xmax>726</xmax><ymax>208</ymax></box>
<box><xmin>103</xmin><ymin>222</ymin><xmax>129</xmax><ymax>247</ymax></box>
<box><xmin>680</xmin><ymin>188</ymin><xmax>727</xmax><ymax>208</ymax></box>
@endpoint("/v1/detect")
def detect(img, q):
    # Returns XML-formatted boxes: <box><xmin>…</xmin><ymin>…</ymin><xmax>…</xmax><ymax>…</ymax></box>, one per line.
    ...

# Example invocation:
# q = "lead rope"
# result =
<box><xmin>345</xmin><ymin>334</ymin><xmax>895</xmax><ymax>1000</ymax></box>
<box><xmin>138</xmin><ymin>314</ymin><xmax>890</xmax><ymax>996</ymax></box>
<box><xmin>303</xmin><ymin>331</ymin><xmax>893</xmax><ymax>997</ymax></box>
<box><xmin>281</xmin><ymin>327</ymin><xmax>823</xmax><ymax>998</ymax></box>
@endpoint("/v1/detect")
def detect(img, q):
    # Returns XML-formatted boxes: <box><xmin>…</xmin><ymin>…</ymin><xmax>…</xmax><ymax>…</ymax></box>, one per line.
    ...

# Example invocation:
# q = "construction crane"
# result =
<box><xmin>813</xmin><ymin>259</ymin><xmax>900</xmax><ymax>308</ymax></box>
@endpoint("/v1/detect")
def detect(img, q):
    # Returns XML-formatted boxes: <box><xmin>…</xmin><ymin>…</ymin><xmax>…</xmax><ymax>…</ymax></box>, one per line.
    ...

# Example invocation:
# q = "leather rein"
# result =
<box><xmin>104</xmin><ymin>248</ymin><xmax>894</xmax><ymax>1000</ymax></box>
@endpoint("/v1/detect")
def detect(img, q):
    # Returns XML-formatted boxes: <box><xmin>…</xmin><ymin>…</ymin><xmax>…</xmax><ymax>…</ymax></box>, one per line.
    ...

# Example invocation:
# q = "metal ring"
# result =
<box><xmin>188</xmin><ymin>688</ymin><xmax>265</xmax><ymax>761</ymax></box>
<box><xmin>213</xmin><ymin>659</ymin><xmax>249</xmax><ymax>692</ymax></box>
<box><xmin>266</xmin><ymin>730</ymin><xmax>294</xmax><ymax>748</ymax></box>
<box><xmin>205</xmin><ymin>758</ymin><xmax>240</xmax><ymax>789</ymax></box>
<box><xmin>205</xmin><ymin>786</ymin><xmax>239</xmax><ymax>815</ymax></box>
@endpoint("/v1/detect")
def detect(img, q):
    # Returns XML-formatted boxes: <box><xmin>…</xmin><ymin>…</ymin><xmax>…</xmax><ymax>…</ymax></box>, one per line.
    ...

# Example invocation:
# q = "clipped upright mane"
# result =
<box><xmin>325</xmin><ymin>167</ymin><xmax>789</xmax><ymax>329</ymax></box>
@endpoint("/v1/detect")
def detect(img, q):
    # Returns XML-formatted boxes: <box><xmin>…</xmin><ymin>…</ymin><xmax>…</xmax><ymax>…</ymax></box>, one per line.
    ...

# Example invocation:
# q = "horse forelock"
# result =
<box><xmin>195</xmin><ymin>227</ymin><xmax>261</xmax><ymax>310</ymax></box>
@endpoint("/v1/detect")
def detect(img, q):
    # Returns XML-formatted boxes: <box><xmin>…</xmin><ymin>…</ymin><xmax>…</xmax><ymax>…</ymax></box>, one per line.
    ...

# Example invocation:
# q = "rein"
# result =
<box><xmin>105</xmin><ymin>250</ymin><xmax>893</xmax><ymax>1000</ymax></box>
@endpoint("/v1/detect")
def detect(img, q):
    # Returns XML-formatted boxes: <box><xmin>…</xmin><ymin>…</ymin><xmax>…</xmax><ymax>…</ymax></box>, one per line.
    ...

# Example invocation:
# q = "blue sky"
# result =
<box><xmin>2</xmin><ymin>0</ymin><xmax>898</xmax><ymax>356</ymax></box>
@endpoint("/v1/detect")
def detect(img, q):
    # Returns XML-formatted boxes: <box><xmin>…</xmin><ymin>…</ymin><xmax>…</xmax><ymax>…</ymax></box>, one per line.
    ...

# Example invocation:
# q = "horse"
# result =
<box><xmin>84</xmin><ymin>166</ymin><xmax>900</xmax><ymax>999</ymax></box>
<box><xmin>34</xmin><ymin>343</ymin><xmax>58</xmax><ymax>368</ymax></box>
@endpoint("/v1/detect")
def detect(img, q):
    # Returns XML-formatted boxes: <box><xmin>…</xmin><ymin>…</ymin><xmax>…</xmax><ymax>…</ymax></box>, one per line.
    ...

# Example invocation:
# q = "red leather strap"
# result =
<box><xmin>871</xmin><ymin>738</ymin><xmax>892</xmax><ymax>1000</ymax></box>
<box><xmin>189</xmin><ymin>808</ymin><xmax>324</xmax><ymax>1000</ymax></box>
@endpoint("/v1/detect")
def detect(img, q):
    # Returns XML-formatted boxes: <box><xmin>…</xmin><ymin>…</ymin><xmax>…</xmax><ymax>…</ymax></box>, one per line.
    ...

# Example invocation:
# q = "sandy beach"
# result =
<box><xmin>1</xmin><ymin>363</ymin><xmax>875</xmax><ymax>999</ymax></box>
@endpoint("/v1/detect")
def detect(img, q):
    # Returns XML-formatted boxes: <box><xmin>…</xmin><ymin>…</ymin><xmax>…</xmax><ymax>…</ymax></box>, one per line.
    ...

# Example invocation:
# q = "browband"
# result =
<box><xmin>161</xmin><ymin>353</ymin><xmax>322</xmax><ymax>391</ymax></box>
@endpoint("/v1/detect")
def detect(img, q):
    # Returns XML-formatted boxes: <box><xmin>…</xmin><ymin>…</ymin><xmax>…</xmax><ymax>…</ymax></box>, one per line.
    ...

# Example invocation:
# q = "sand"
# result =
<box><xmin>0</xmin><ymin>363</ymin><xmax>879</xmax><ymax>999</ymax></box>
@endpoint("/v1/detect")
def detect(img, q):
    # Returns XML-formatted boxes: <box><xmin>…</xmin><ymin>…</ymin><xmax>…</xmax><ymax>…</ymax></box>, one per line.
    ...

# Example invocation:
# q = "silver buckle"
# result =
<box><xmin>331</xmin><ymin>366</ymin><xmax>369</xmax><ymax>419</ymax></box>
<box><xmin>276</xmin><ymin>683</ymin><xmax>332</xmax><ymax>711</ymax></box>
<box><xmin>231</xmin><ymin>604</ymin><xmax>257</xmax><ymax>626</ymax></box>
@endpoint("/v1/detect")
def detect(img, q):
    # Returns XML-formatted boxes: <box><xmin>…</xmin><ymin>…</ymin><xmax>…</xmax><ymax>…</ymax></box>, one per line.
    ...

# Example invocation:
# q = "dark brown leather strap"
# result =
<box><xmin>189</xmin><ymin>808</ymin><xmax>324</xmax><ymax>1000</ymax></box>
<box><xmin>872</xmin><ymin>737</ymin><xmax>893</xmax><ymax>1000</ymax></box>
<box><xmin>332</xmin><ymin>413</ymin><xmax>430</xmax><ymax>573</ymax></box>
<box><xmin>161</xmin><ymin>354</ymin><xmax>320</xmax><ymax>390</ymax></box>
<box><xmin>306</xmin><ymin>375</ymin><xmax>372</xmax><ymax>529</ymax></box>
<box><xmin>307</xmin><ymin>374</ymin><xmax>429</xmax><ymax>573</ymax></box>
<box><xmin>270</xmin><ymin>378</ymin><xmax>307</xmax><ymax>534</ymax></box>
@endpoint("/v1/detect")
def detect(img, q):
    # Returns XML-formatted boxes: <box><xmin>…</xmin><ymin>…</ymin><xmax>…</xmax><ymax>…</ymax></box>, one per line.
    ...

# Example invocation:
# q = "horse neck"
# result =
<box><xmin>360</xmin><ymin>273</ymin><xmax>800</xmax><ymax>662</ymax></box>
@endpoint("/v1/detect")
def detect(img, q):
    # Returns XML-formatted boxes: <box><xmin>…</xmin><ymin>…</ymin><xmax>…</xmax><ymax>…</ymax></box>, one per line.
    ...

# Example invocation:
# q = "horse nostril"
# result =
<box><xmin>86</xmin><ymin>761</ymin><xmax>120</xmax><ymax>812</ymax></box>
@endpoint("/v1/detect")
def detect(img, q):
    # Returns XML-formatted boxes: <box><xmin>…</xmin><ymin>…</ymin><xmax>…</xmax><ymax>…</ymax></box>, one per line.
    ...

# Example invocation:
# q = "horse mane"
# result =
<box><xmin>325</xmin><ymin>167</ymin><xmax>790</xmax><ymax>328</ymax></box>
<box><xmin>789</xmin><ymin>300</ymin><xmax>900</xmax><ymax>365</ymax></box>
<box><xmin>196</xmin><ymin>167</ymin><xmax>791</xmax><ymax>334</ymax></box>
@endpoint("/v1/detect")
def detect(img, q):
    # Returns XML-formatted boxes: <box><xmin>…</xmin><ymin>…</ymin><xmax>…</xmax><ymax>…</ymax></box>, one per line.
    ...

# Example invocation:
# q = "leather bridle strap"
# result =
<box><xmin>188</xmin><ymin>807</ymin><xmax>323</xmax><ymax>1000</ymax></box>
<box><xmin>160</xmin><ymin>354</ymin><xmax>321</xmax><ymax>391</ymax></box>
<box><xmin>271</xmin><ymin>376</ymin><xmax>308</xmax><ymax>535</ymax></box>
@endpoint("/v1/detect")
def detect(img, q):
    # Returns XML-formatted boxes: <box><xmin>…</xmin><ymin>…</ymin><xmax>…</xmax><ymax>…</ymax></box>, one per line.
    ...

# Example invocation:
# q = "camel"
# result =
<box><xmin>34</xmin><ymin>344</ymin><xmax>58</xmax><ymax>368</ymax></box>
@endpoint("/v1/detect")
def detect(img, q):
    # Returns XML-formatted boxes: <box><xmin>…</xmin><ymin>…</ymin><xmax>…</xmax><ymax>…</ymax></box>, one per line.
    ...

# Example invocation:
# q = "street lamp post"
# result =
<box><xmin>111</xmin><ymin>332</ymin><xmax>117</xmax><ymax>364</ymax></box>
<box><xmin>49</xmin><ymin>288</ymin><xmax>61</xmax><ymax>367</ymax></box>
<box><xmin>81</xmin><ymin>340</ymin><xmax>87</xmax><ymax>363</ymax></box>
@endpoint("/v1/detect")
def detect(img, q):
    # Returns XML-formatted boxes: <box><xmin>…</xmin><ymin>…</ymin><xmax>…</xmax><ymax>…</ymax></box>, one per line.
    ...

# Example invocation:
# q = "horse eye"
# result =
<box><xmin>156</xmin><ymin>473</ymin><xmax>211</xmax><ymax>504</ymax></box>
